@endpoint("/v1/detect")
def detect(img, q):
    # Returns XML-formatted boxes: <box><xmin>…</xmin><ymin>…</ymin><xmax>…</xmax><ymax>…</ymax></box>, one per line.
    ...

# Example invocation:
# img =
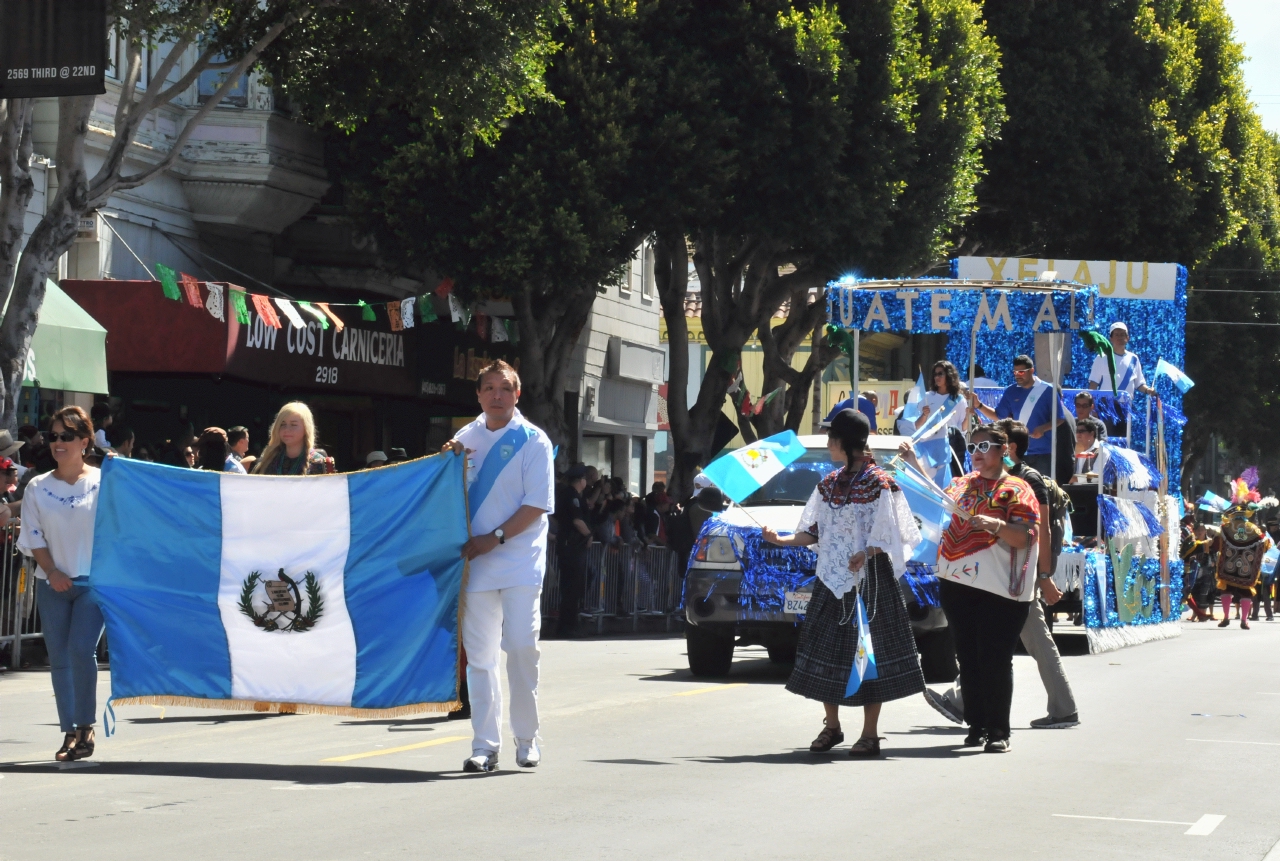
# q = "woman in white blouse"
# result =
<box><xmin>762</xmin><ymin>409</ymin><xmax>925</xmax><ymax>757</ymax></box>
<box><xmin>17</xmin><ymin>406</ymin><xmax>104</xmax><ymax>762</ymax></box>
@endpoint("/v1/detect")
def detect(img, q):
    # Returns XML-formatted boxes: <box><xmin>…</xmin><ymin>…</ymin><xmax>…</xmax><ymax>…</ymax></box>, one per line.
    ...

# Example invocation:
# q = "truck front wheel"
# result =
<box><xmin>686</xmin><ymin>626</ymin><xmax>735</xmax><ymax>677</ymax></box>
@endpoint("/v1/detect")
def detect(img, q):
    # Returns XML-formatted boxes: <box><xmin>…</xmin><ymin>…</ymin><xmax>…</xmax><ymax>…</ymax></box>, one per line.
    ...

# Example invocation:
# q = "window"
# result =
<box><xmin>629</xmin><ymin>438</ymin><xmax>645</xmax><ymax>496</ymax></box>
<box><xmin>641</xmin><ymin>242</ymin><xmax>655</xmax><ymax>299</ymax></box>
<box><xmin>581</xmin><ymin>435</ymin><xmax>614</xmax><ymax>477</ymax></box>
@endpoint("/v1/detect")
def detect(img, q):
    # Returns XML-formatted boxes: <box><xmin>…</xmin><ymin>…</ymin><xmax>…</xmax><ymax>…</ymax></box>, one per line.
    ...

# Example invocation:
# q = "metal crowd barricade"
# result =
<box><xmin>541</xmin><ymin>541</ymin><xmax>683</xmax><ymax>634</ymax></box>
<box><xmin>0</xmin><ymin>522</ymin><xmax>40</xmax><ymax>668</ymax></box>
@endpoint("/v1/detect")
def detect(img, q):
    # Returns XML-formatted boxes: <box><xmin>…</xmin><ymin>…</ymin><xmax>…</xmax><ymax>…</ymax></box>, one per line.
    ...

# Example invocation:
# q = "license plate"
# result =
<box><xmin>783</xmin><ymin>591</ymin><xmax>812</xmax><ymax>615</ymax></box>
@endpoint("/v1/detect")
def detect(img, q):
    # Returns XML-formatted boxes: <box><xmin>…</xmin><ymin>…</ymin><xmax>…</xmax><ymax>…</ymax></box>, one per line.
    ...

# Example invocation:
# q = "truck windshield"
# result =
<box><xmin>739</xmin><ymin>445</ymin><xmax>900</xmax><ymax>507</ymax></box>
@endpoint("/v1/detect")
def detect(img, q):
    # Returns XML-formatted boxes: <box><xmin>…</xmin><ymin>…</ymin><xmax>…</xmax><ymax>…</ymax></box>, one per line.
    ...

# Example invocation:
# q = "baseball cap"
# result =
<box><xmin>693</xmin><ymin>473</ymin><xmax>715</xmax><ymax>491</ymax></box>
<box><xmin>1109</xmin><ymin>321</ymin><xmax>1128</xmax><ymax>335</ymax></box>
<box><xmin>565</xmin><ymin>464</ymin><xmax>589</xmax><ymax>480</ymax></box>
<box><xmin>365</xmin><ymin>450</ymin><xmax>388</xmax><ymax>465</ymax></box>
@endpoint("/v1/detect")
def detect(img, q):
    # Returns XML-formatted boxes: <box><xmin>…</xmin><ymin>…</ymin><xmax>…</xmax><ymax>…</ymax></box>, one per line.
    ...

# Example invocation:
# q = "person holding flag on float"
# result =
<box><xmin>1086</xmin><ymin>322</ymin><xmax>1159</xmax><ymax>438</ymax></box>
<box><xmin>445</xmin><ymin>360</ymin><xmax>555</xmax><ymax>773</ymax></box>
<box><xmin>760</xmin><ymin>409</ymin><xmax>925</xmax><ymax>758</ymax></box>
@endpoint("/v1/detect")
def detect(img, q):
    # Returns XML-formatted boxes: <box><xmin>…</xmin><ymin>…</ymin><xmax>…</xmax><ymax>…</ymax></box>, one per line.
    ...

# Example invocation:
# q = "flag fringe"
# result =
<box><xmin>109</xmin><ymin>696</ymin><xmax>462</xmax><ymax>719</ymax></box>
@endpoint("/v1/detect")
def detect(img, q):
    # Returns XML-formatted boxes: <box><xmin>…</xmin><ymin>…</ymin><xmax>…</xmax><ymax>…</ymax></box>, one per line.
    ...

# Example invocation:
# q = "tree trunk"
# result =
<box><xmin>0</xmin><ymin>99</ymin><xmax>36</xmax><ymax>313</ymax></box>
<box><xmin>657</xmin><ymin>228</ymin><xmax>797</xmax><ymax>498</ymax></box>
<box><xmin>512</xmin><ymin>282</ymin><xmax>594</xmax><ymax>464</ymax></box>
<box><xmin>654</xmin><ymin>231</ymin><xmax>697</xmax><ymax>499</ymax></box>
<box><xmin>0</xmin><ymin>96</ymin><xmax>94</xmax><ymax>429</ymax></box>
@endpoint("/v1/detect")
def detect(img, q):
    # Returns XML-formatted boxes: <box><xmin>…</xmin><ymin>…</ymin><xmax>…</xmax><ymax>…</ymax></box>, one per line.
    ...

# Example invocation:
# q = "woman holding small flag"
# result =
<box><xmin>903</xmin><ymin>424</ymin><xmax>1039</xmax><ymax>753</ymax></box>
<box><xmin>913</xmin><ymin>360</ymin><xmax>969</xmax><ymax>479</ymax></box>
<box><xmin>762</xmin><ymin>409</ymin><xmax>924</xmax><ymax>757</ymax></box>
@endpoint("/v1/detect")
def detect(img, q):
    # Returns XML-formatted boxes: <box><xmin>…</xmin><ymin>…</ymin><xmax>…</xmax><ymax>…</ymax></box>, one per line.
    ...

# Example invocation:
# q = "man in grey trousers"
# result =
<box><xmin>925</xmin><ymin>419</ymin><xmax>1079</xmax><ymax>729</ymax></box>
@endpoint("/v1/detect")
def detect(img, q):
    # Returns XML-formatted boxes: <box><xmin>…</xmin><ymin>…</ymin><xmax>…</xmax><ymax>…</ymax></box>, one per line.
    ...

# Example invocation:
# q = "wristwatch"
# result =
<box><xmin>494</xmin><ymin>528</ymin><xmax>505</xmax><ymax>545</ymax></box>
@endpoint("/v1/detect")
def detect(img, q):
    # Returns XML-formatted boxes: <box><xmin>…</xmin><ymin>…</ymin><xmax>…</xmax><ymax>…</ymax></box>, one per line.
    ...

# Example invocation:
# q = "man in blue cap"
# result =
<box><xmin>823</xmin><ymin>390</ymin><xmax>877</xmax><ymax>431</ymax></box>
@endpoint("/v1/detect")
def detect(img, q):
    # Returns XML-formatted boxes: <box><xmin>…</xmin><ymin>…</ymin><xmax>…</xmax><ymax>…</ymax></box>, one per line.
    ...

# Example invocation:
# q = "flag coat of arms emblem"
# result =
<box><xmin>699</xmin><ymin>431</ymin><xmax>807</xmax><ymax>504</ymax></box>
<box><xmin>91</xmin><ymin>453</ymin><xmax>469</xmax><ymax>716</ymax></box>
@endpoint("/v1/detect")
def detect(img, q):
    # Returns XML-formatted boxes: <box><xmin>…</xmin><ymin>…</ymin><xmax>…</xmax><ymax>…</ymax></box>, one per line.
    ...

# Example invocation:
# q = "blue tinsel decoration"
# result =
<box><xmin>1083</xmin><ymin>551</ymin><xmax>1184</xmax><ymax>628</ymax></box>
<box><xmin>681</xmin><ymin>517</ymin><xmax>817</xmax><ymax>616</ymax></box>
<box><xmin>902</xmin><ymin>562</ymin><xmax>941</xmax><ymax>607</ymax></box>
<box><xmin>1098</xmin><ymin>494</ymin><xmax>1164</xmax><ymax>539</ymax></box>
<box><xmin>1098</xmin><ymin>494</ymin><xmax>1130</xmax><ymax>536</ymax></box>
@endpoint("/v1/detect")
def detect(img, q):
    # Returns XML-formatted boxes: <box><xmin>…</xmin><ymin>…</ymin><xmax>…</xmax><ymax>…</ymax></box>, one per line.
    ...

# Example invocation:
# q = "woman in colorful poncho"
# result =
<box><xmin>925</xmin><ymin>423</ymin><xmax>1039</xmax><ymax>753</ymax></box>
<box><xmin>762</xmin><ymin>409</ymin><xmax>924</xmax><ymax>757</ymax></box>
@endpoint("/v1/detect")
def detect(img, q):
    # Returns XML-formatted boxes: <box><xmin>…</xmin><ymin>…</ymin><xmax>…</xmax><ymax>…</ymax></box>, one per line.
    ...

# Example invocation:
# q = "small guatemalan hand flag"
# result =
<box><xmin>900</xmin><ymin>371</ymin><xmax>926</xmax><ymax>422</ymax></box>
<box><xmin>91</xmin><ymin>453</ymin><xmax>469</xmax><ymax>717</ymax></box>
<box><xmin>1153</xmin><ymin>358</ymin><xmax>1194</xmax><ymax>393</ymax></box>
<box><xmin>844</xmin><ymin>591</ymin><xmax>878</xmax><ymax>697</ymax></box>
<box><xmin>699</xmin><ymin>430</ymin><xmax>808</xmax><ymax>504</ymax></box>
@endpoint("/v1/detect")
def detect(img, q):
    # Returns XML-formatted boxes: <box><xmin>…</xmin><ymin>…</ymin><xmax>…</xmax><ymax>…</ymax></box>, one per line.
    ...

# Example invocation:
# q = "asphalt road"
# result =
<box><xmin>2</xmin><ymin>621</ymin><xmax>1279</xmax><ymax>861</ymax></box>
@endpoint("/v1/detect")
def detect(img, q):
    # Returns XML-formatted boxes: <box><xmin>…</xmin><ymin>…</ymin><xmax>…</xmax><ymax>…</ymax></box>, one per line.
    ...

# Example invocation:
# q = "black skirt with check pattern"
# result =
<box><xmin>785</xmin><ymin>553</ymin><xmax>926</xmax><ymax>707</ymax></box>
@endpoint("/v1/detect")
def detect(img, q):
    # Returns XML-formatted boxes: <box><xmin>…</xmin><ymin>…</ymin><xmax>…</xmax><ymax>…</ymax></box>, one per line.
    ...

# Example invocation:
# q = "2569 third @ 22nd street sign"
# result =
<box><xmin>0</xmin><ymin>0</ymin><xmax>106</xmax><ymax>98</ymax></box>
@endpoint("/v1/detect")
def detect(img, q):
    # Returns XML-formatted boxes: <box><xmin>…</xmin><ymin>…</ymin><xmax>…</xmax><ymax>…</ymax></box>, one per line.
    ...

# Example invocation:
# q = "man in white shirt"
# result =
<box><xmin>446</xmin><ymin>360</ymin><xmax>555</xmax><ymax>773</ymax></box>
<box><xmin>1087</xmin><ymin>322</ymin><xmax>1158</xmax><ymax>437</ymax></box>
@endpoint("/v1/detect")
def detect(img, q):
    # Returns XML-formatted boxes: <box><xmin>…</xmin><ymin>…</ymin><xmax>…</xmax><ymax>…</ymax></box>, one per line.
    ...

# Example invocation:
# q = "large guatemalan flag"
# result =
<box><xmin>91</xmin><ymin>453</ymin><xmax>468</xmax><ymax>716</ymax></box>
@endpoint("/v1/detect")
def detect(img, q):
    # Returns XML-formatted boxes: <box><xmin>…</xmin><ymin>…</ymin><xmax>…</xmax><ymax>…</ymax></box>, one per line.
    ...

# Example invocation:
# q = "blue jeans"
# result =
<box><xmin>36</xmin><ymin>578</ymin><xmax>104</xmax><ymax>731</ymax></box>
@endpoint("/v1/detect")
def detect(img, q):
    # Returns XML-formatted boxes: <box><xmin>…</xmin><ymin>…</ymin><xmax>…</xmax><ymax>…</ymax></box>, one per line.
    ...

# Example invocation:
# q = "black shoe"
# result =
<box><xmin>984</xmin><ymin>737</ymin><xmax>1011</xmax><ymax>753</ymax></box>
<box><xmin>961</xmin><ymin>729</ymin><xmax>985</xmax><ymax>747</ymax></box>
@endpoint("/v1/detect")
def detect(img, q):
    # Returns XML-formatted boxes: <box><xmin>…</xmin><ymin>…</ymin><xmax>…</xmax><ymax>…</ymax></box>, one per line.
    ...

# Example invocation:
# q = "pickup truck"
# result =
<box><xmin>683</xmin><ymin>434</ymin><xmax>956</xmax><ymax>681</ymax></box>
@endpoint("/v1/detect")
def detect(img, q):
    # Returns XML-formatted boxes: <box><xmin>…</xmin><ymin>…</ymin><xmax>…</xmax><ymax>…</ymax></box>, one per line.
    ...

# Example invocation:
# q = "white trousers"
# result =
<box><xmin>462</xmin><ymin>585</ymin><xmax>541</xmax><ymax>754</ymax></box>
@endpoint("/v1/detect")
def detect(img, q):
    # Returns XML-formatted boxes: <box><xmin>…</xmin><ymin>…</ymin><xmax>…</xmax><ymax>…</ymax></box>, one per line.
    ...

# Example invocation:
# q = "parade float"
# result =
<box><xmin>825</xmin><ymin>257</ymin><xmax>1190</xmax><ymax>653</ymax></box>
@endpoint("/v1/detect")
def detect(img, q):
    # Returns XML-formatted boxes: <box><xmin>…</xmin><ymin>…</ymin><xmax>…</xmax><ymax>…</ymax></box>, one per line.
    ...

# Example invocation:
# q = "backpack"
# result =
<box><xmin>1017</xmin><ymin>463</ymin><xmax>1073</xmax><ymax>556</ymax></box>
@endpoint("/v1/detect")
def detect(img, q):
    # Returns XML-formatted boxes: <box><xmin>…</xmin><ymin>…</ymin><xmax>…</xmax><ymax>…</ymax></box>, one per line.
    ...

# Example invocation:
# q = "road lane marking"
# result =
<box><xmin>1052</xmin><ymin>814</ymin><xmax>1225</xmax><ymax>836</ymax></box>
<box><xmin>1185</xmin><ymin>815</ymin><xmax>1226</xmax><ymax>836</ymax></box>
<box><xmin>1054</xmin><ymin>815</ymin><xmax>1194</xmax><ymax>826</ymax></box>
<box><xmin>670</xmin><ymin>684</ymin><xmax>747</xmax><ymax>697</ymax></box>
<box><xmin>322</xmin><ymin>735</ymin><xmax>468</xmax><ymax>762</ymax></box>
<box><xmin>1188</xmin><ymin>738</ymin><xmax>1280</xmax><ymax>746</ymax></box>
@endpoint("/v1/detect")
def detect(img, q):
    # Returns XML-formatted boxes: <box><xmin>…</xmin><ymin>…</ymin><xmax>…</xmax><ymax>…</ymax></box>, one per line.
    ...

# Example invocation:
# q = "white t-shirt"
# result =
<box><xmin>16</xmin><ymin>467</ymin><xmax>102</xmax><ymax>580</ymax></box>
<box><xmin>1089</xmin><ymin>351</ymin><xmax>1145</xmax><ymax>395</ymax></box>
<box><xmin>453</xmin><ymin>410</ymin><xmax>555</xmax><ymax>592</ymax></box>
<box><xmin>919</xmin><ymin>391</ymin><xmax>969</xmax><ymax>433</ymax></box>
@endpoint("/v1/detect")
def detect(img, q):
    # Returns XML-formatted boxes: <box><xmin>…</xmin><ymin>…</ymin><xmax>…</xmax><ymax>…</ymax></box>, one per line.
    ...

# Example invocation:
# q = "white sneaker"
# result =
<box><xmin>462</xmin><ymin>750</ymin><xmax>498</xmax><ymax>773</ymax></box>
<box><xmin>923</xmin><ymin>688</ymin><xmax>964</xmax><ymax>725</ymax></box>
<box><xmin>515</xmin><ymin>738</ymin><xmax>541</xmax><ymax>768</ymax></box>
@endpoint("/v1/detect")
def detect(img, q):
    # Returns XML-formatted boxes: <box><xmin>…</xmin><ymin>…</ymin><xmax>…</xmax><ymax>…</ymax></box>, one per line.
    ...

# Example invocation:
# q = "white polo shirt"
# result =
<box><xmin>1089</xmin><ymin>351</ymin><xmax>1146</xmax><ymax>396</ymax></box>
<box><xmin>453</xmin><ymin>409</ymin><xmax>555</xmax><ymax>592</ymax></box>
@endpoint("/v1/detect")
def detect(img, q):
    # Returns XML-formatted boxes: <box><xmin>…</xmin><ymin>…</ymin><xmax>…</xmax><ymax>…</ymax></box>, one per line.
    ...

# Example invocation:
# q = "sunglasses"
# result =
<box><xmin>966</xmin><ymin>440</ymin><xmax>1000</xmax><ymax>454</ymax></box>
<box><xmin>50</xmin><ymin>431</ymin><xmax>81</xmax><ymax>443</ymax></box>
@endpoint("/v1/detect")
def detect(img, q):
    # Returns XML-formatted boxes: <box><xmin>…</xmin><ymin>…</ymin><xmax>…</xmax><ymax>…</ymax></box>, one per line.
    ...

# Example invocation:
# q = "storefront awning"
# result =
<box><xmin>23</xmin><ymin>279</ymin><xmax>109</xmax><ymax>393</ymax></box>
<box><xmin>59</xmin><ymin>280</ymin><xmax>517</xmax><ymax>408</ymax></box>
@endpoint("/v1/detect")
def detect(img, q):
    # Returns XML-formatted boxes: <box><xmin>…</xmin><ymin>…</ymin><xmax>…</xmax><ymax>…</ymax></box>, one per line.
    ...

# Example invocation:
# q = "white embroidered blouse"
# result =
<box><xmin>797</xmin><ymin>463</ymin><xmax>921</xmax><ymax>598</ymax></box>
<box><xmin>16</xmin><ymin>467</ymin><xmax>102</xmax><ymax>580</ymax></box>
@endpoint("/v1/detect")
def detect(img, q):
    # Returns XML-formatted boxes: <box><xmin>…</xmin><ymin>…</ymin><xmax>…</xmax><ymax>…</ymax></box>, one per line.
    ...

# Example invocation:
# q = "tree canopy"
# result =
<box><xmin>967</xmin><ymin>0</ymin><xmax>1280</xmax><ymax>487</ymax></box>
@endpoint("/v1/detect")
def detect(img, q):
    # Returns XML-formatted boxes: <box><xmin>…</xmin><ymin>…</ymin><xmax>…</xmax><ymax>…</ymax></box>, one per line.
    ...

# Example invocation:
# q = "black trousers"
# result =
<box><xmin>938</xmin><ymin>580</ymin><xmax>1031</xmax><ymax>739</ymax></box>
<box><xmin>556</xmin><ymin>543</ymin><xmax>587</xmax><ymax>636</ymax></box>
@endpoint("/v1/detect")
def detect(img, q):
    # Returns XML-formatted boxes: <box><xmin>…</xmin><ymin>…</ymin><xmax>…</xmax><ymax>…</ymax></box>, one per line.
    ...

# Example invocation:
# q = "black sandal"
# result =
<box><xmin>71</xmin><ymin>727</ymin><xmax>95</xmax><ymax>761</ymax></box>
<box><xmin>847</xmin><ymin>736</ymin><xmax>883</xmax><ymax>757</ymax></box>
<box><xmin>55</xmin><ymin>732</ymin><xmax>77</xmax><ymax>762</ymax></box>
<box><xmin>810</xmin><ymin>721</ymin><xmax>845</xmax><ymax>752</ymax></box>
